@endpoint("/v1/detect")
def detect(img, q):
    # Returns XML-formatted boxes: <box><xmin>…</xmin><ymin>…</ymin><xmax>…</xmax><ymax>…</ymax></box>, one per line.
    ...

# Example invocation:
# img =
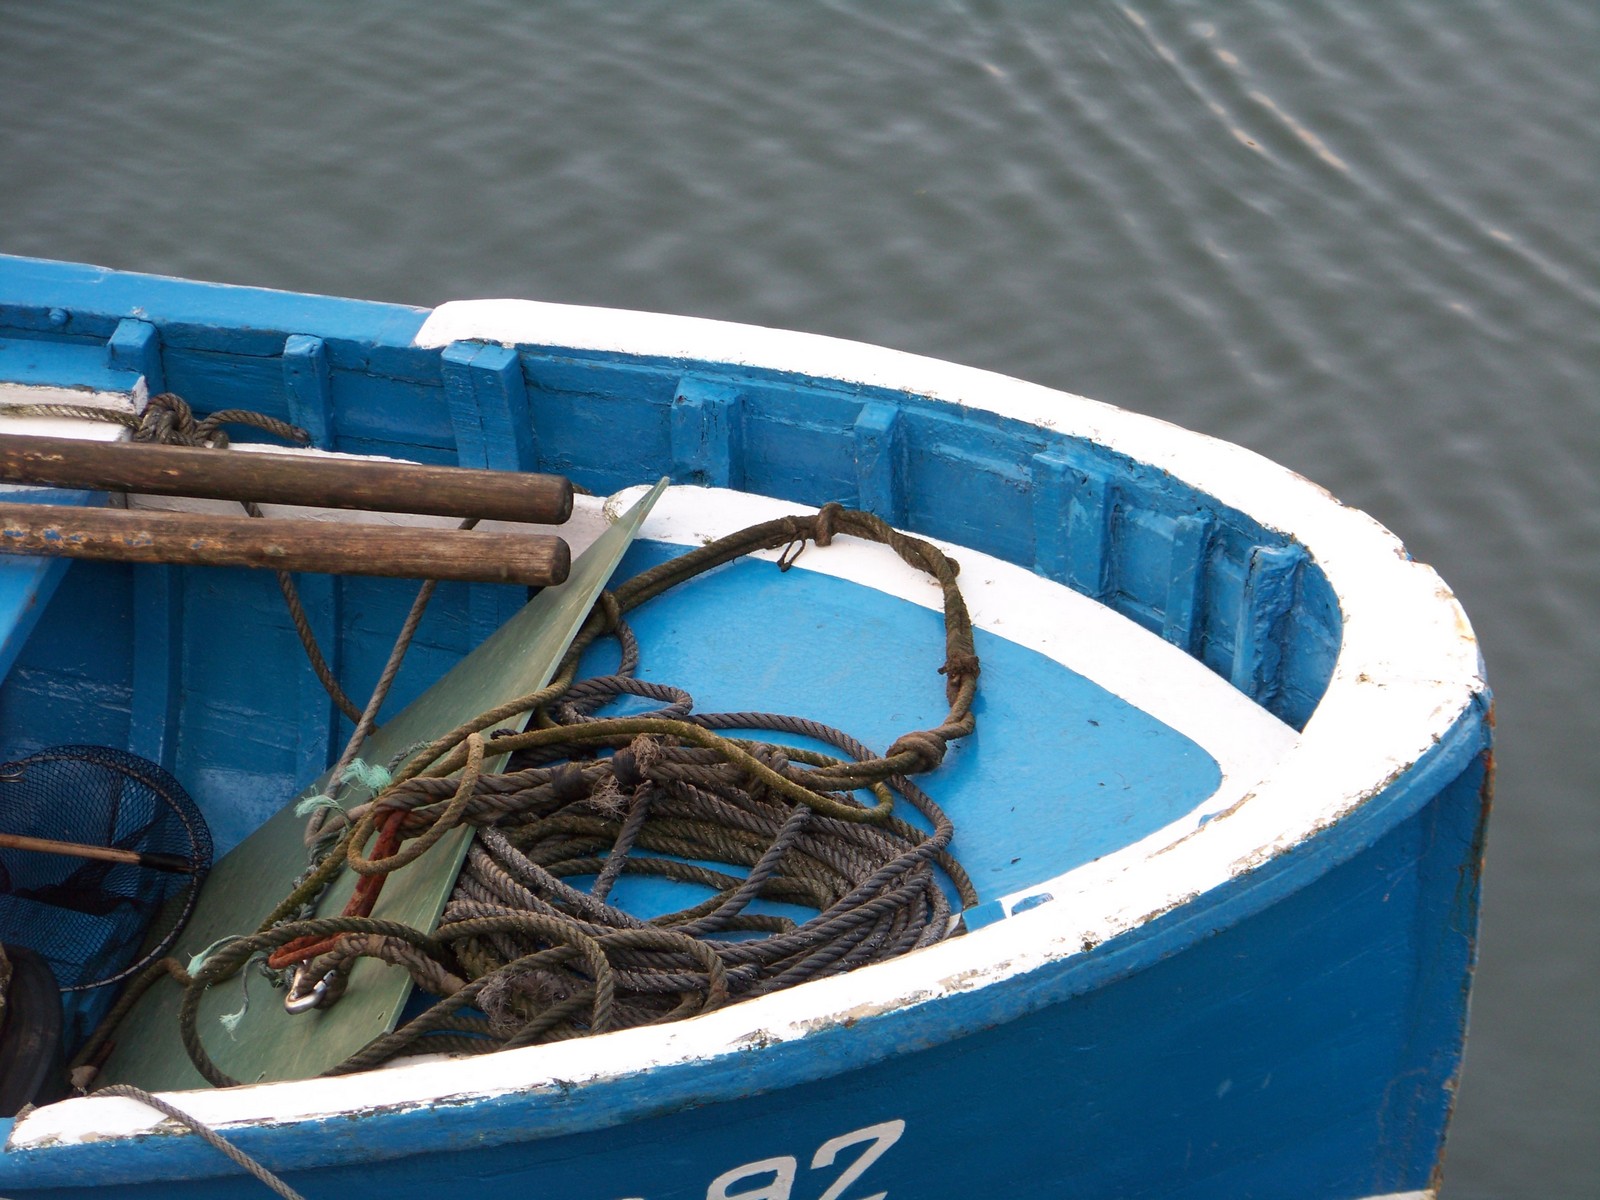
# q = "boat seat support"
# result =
<box><xmin>1032</xmin><ymin>449</ymin><xmax>1112</xmax><ymax>599</ymax></box>
<box><xmin>671</xmin><ymin>378</ymin><xmax>743</xmax><ymax>490</ymax></box>
<box><xmin>442</xmin><ymin>341</ymin><xmax>539</xmax><ymax>638</ymax></box>
<box><xmin>107</xmin><ymin>318</ymin><xmax>163</xmax><ymax>396</ymax></box>
<box><xmin>283</xmin><ymin>335</ymin><xmax>334</xmax><ymax>449</ymax></box>
<box><xmin>1162</xmin><ymin>515</ymin><xmax>1213</xmax><ymax>654</ymax></box>
<box><xmin>853</xmin><ymin>403</ymin><xmax>903</xmax><ymax>524</ymax></box>
<box><xmin>442</xmin><ymin>342</ymin><xmax>537</xmax><ymax>475</ymax></box>
<box><xmin>129</xmin><ymin>565</ymin><xmax>184</xmax><ymax>772</ymax></box>
<box><xmin>1232</xmin><ymin>543</ymin><xmax>1307</xmax><ymax>704</ymax></box>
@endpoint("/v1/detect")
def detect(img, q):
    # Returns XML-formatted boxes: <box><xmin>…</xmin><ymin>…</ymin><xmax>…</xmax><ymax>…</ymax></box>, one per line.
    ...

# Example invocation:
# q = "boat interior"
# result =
<box><xmin>0</xmin><ymin>265</ymin><xmax>1347</xmax><ymax>1091</ymax></box>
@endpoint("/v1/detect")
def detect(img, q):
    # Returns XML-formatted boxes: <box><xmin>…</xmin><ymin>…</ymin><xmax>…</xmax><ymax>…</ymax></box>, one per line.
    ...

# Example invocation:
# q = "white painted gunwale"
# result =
<box><xmin>8</xmin><ymin>302</ymin><xmax>1485</xmax><ymax>1152</ymax></box>
<box><xmin>0</xmin><ymin>382</ymin><xmax>144</xmax><ymax>442</ymax></box>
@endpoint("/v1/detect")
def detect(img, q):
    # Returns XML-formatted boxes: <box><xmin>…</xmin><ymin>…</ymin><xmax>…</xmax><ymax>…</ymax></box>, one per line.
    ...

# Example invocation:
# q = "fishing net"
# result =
<box><xmin>0</xmin><ymin>746</ymin><xmax>212</xmax><ymax>994</ymax></box>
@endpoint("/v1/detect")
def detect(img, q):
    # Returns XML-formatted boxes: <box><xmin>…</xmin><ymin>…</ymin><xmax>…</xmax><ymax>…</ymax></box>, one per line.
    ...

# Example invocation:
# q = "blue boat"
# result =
<box><xmin>0</xmin><ymin>255</ymin><xmax>1490</xmax><ymax>1199</ymax></box>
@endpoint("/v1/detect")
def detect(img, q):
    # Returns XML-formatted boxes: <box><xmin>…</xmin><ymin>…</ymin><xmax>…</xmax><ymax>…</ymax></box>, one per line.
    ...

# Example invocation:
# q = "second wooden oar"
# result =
<box><xmin>0</xmin><ymin>503</ymin><xmax>570</xmax><ymax>586</ymax></box>
<box><xmin>0</xmin><ymin>434</ymin><xmax>573</xmax><ymax>525</ymax></box>
<box><xmin>0</xmin><ymin>832</ymin><xmax>196</xmax><ymax>875</ymax></box>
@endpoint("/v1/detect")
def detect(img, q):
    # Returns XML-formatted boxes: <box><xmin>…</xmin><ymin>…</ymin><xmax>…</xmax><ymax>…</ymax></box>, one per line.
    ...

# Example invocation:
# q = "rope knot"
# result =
<box><xmin>777</xmin><ymin>504</ymin><xmax>846</xmax><ymax>570</ymax></box>
<box><xmin>754</xmin><ymin>744</ymin><xmax>791</xmax><ymax>776</ymax></box>
<box><xmin>939</xmin><ymin>652</ymin><xmax>981</xmax><ymax>688</ymax></box>
<box><xmin>133</xmin><ymin>391</ymin><xmax>311</xmax><ymax>450</ymax></box>
<box><xmin>886</xmin><ymin>729</ymin><xmax>949</xmax><ymax>771</ymax></box>
<box><xmin>135</xmin><ymin>392</ymin><xmax>207</xmax><ymax>446</ymax></box>
<box><xmin>611</xmin><ymin>735</ymin><xmax>663</xmax><ymax>790</ymax></box>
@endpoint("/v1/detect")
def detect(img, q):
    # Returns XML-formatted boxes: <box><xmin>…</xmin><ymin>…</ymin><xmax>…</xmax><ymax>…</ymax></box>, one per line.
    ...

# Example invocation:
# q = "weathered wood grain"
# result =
<box><xmin>0</xmin><ymin>503</ymin><xmax>570</xmax><ymax>585</ymax></box>
<box><xmin>0</xmin><ymin>434</ymin><xmax>572</xmax><ymax>524</ymax></box>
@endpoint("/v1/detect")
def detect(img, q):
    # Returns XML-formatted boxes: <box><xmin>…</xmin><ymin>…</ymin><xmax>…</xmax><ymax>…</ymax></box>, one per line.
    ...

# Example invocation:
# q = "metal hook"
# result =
<box><xmin>283</xmin><ymin>964</ymin><xmax>337</xmax><ymax>1014</ymax></box>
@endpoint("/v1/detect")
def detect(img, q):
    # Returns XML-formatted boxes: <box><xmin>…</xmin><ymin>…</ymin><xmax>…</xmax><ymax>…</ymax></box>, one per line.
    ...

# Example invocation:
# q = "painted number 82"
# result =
<box><xmin>619</xmin><ymin>1118</ymin><xmax>906</xmax><ymax>1200</ymax></box>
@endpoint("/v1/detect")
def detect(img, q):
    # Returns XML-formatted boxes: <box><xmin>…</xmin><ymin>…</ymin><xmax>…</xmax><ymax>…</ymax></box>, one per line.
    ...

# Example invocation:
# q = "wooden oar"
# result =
<box><xmin>0</xmin><ymin>503</ymin><xmax>570</xmax><ymax>586</ymax></box>
<box><xmin>0</xmin><ymin>435</ymin><xmax>573</xmax><ymax>524</ymax></box>
<box><xmin>0</xmin><ymin>832</ymin><xmax>195</xmax><ymax>875</ymax></box>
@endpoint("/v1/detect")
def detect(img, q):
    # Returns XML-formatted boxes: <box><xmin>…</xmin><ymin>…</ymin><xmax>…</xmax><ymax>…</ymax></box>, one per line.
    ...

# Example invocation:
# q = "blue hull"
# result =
<box><xmin>0</xmin><ymin>256</ymin><xmax>1490</xmax><ymax>1198</ymax></box>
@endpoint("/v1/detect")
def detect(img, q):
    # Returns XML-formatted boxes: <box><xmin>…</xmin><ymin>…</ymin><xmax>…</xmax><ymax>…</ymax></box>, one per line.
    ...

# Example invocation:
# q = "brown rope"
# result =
<box><xmin>175</xmin><ymin>503</ymin><xmax>979</xmax><ymax>1086</ymax></box>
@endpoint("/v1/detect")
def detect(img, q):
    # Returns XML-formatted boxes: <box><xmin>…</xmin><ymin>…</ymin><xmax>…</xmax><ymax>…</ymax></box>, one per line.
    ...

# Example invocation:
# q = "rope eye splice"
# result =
<box><xmin>181</xmin><ymin>502</ymin><xmax>982</xmax><ymax>1086</ymax></box>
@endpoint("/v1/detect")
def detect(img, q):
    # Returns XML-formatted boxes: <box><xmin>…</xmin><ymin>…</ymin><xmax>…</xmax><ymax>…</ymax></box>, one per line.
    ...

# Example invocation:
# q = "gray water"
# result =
<box><xmin>3</xmin><ymin>2</ymin><xmax>1596</xmax><ymax>1194</ymax></box>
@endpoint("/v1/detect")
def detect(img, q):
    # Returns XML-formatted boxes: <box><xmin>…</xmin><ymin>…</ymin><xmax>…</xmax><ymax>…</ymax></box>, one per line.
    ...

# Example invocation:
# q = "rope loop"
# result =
<box><xmin>149</xmin><ymin>496</ymin><xmax>981</xmax><ymax>1083</ymax></box>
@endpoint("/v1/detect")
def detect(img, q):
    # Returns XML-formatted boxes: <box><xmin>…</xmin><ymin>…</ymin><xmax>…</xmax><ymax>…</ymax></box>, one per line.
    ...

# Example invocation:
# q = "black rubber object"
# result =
<box><xmin>0</xmin><ymin>944</ymin><xmax>64</xmax><ymax>1117</ymax></box>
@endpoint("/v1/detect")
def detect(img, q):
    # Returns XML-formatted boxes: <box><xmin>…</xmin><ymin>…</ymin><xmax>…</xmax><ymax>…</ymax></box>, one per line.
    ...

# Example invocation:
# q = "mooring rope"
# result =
<box><xmin>173</xmin><ymin>503</ymin><xmax>980</xmax><ymax>1087</ymax></box>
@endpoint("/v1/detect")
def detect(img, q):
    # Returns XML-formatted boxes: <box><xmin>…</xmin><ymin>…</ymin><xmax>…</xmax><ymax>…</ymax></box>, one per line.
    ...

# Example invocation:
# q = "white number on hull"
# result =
<box><xmin>708</xmin><ymin>1155</ymin><xmax>800</xmax><ymax>1200</ymax></box>
<box><xmin>615</xmin><ymin>1118</ymin><xmax>906</xmax><ymax>1200</ymax></box>
<box><xmin>811</xmin><ymin>1121</ymin><xmax>905</xmax><ymax>1200</ymax></box>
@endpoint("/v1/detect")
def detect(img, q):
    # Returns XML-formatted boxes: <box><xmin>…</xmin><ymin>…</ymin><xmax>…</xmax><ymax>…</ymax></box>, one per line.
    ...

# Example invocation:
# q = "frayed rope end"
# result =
<box><xmin>341</xmin><ymin>759</ymin><xmax>393</xmax><ymax>792</ymax></box>
<box><xmin>294</xmin><ymin>792</ymin><xmax>344</xmax><ymax>818</ymax></box>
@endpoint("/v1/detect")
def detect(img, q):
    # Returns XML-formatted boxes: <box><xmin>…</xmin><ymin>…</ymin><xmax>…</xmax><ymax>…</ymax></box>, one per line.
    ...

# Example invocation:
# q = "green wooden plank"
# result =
<box><xmin>100</xmin><ymin>480</ymin><xmax>668</xmax><ymax>1090</ymax></box>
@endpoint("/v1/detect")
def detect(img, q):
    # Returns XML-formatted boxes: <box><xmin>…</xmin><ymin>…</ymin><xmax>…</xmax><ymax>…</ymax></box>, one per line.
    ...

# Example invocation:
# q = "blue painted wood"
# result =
<box><xmin>902</xmin><ymin>408</ymin><xmax>1035</xmax><ymax>567</ymax></box>
<box><xmin>1063</xmin><ymin>459</ymin><xmax>1114</xmax><ymax>597</ymax></box>
<box><xmin>127</xmin><ymin>565</ymin><xmax>183</xmax><ymax>771</ymax></box>
<box><xmin>281</xmin><ymin>334</ymin><xmax>333</xmax><ymax>448</ymax></box>
<box><xmin>1109</xmin><ymin>504</ymin><xmax>1184</xmax><ymax>635</ymax></box>
<box><xmin>671</xmin><ymin>377</ymin><xmax>744</xmax><ymax>489</ymax></box>
<box><xmin>0</xmin><ymin>335</ymin><xmax>138</xmax><ymax>394</ymax></box>
<box><xmin>169</xmin><ymin>568</ymin><xmax>313</xmax><ymax>855</ymax></box>
<box><xmin>0</xmin><ymin>255</ymin><xmax>430</xmax><ymax>360</ymax></box>
<box><xmin>0</xmin><ymin>555</ymin><xmax>134</xmax><ymax>759</ymax></box>
<box><xmin>1029</xmin><ymin>449</ymin><xmax>1075</xmax><ymax>586</ymax></box>
<box><xmin>1162</xmin><ymin>514</ymin><xmax>1212</xmax><ymax>653</ymax></box>
<box><xmin>279</xmin><ymin>333</ymin><xmax>347</xmax><ymax>776</ymax></box>
<box><xmin>291</xmin><ymin>573</ymin><xmax>341</xmax><ymax>784</ymax></box>
<box><xmin>1232</xmin><ymin>543</ymin><xmax>1308</xmax><ymax>705</ymax></box>
<box><xmin>0</xmin><ymin>254</ymin><xmax>1347</xmax><ymax>722</ymax></box>
<box><xmin>1272</xmin><ymin>571</ymin><xmax>1343</xmax><ymax>731</ymax></box>
<box><xmin>105</xmin><ymin>318</ymin><xmax>163</xmax><ymax>394</ymax></box>
<box><xmin>442</xmin><ymin>340</ymin><xmax>536</xmax><ymax>473</ymax></box>
<box><xmin>508</xmin><ymin>346</ymin><xmax>1341</xmax><ymax>728</ymax></box>
<box><xmin>0</xmin><ymin>487</ymin><xmax>104</xmax><ymax>685</ymax></box>
<box><xmin>0</xmin><ymin>556</ymin><xmax>75</xmax><ymax>686</ymax></box>
<box><xmin>442</xmin><ymin>339</ymin><xmax>538</xmax><ymax>638</ymax></box>
<box><xmin>852</xmin><ymin>402</ymin><xmax>902</xmax><ymax>522</ymax></box>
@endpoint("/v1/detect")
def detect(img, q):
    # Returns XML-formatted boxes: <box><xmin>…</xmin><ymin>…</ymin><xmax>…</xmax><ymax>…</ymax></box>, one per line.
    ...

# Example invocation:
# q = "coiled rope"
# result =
<box><xmin>180</xmin><ymin>504</ymin><xmax>980</xmax><ymax>1086</ymax></box>
<box><xmin>38</xmin><ymin>393</ymin><xmax>980</xmax><ymax>1089</ymax></box>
